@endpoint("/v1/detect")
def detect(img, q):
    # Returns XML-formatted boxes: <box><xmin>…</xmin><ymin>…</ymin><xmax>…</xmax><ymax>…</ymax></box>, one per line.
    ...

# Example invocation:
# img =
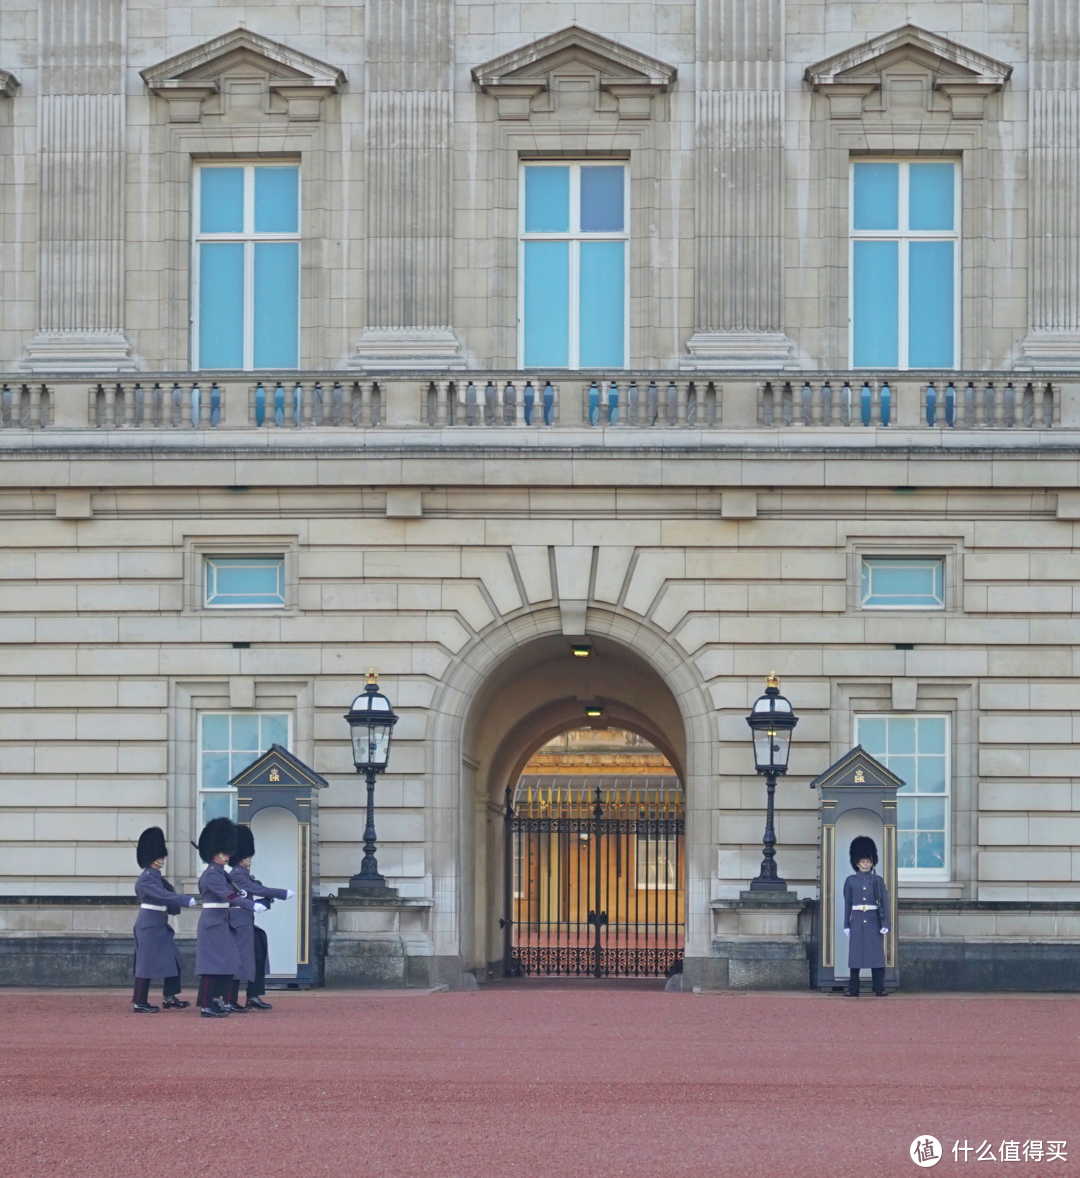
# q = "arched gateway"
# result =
<box><xmin>425</xmin><ymin>607</ymin><xmax>715</xmax><ymax>984</ymax></box>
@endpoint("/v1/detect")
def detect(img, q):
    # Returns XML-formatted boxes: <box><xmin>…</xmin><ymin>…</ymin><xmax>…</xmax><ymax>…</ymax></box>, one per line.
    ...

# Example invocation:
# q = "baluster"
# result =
<box><xmin>312</xmin><ymin>381</ymin><xmax>323</xmax><ymax>426</ymax></box>
<box><xmin>962</xmin><ymin>381</ymin><xmax>975</xmax><ymax>428</ymax></box>
<box><xmin>464</xmin><ymin>380</ymin><xmax>476</xmax><ymax>426</ymax></box>
<box><xmin>626</xmin><ymin>380</ymin><xmax>638</xmax><ymax>426</ymax></box>
<box><xmin>759</xmin><ymin>381</ymin><xmax>773</xmax><ymax>427</ymax></box>
<box><xmin>587</xmin><ymin>380</ymin><xmax>600</xmax><ymax>426</ymax></box>
<box><xmin>134</xmin><ymin>383</ymin><xmax>146</xmax><ymax>428</ymax></box>
<box><xmin>984</xmin><ymin>382</ymin><xmax>997</xmax><ymax>427</ymax></box>
<box><xmin>643</xmin><ymin>380</ymin><xmax>656</xmax><ymax>425</ymax></box>
<box><xmin>925</xmin><ymin>381</ymin><xmax>936</xmax><ymax>427</ymax></box>
<box><xmin>190</xmin><ymin>382</ymin><xmax>202</xmax><ymax>427</ymax></box>
<box><xmin>273</xmin><ymin>381</ymin><xmax>285</xmax><ymax>427</ymax></box>
<box><xmin>542</xmin><ymin>380</ymin><xmax>555</xmax><ymax>426</ymax></box>
<box><xmin>210</xmin><ymin>382</ymin><xmax>221</xmax><ymax>427</ymax></box>
<box><xmin>1044</xmin><ymin>382</ymin><xmax>1055</xmax><ymax>429</ymax></box>
<box><xmin>796</xmin><ymin>380</ymin><xmax>810</xmax><ymax>426</ymax></box>
<box><xmin>781</xmin><ymin>381</ymin><xmax>793</xmax><ymax>426</ymax></box>
<box><xmin>168</xmin><ymin>383</ymin><xmax>180</xmax><ymax>427</ymax></box>
<box><xmin>841</xmin><ymin>381</ymin><xmax>852</xmax><ymax>427</ymax></box>
<box><xmin>607</xmin><ymin>380</ymin><xmax>619</xmax><ymax>426</ymax></box>
<box><xmin>821</xmin><ymin>381</ymin><xmax>832</xmax><ymax>427</ymax></box>
<box><xmin>433</xmin><ymin>380</ymin><xmax>448</xmax><ymax>427</ymax></box>
<box><xmin>359</xmin><ymin>381</ymin><xmax>372</xmax><ymax>427</ymax></box>
<box><xmin>28</xmin><ymin>384</ymin><xmax>41</xmax><ymax>429</ymax></box>
<box><xmin>880</xmin><ymin>381</ymin><xmax>891</xmax><ymax>427</ymax></box>
<box><xmin>150</xmin><ymin>383</ymin><xmax>162</xmax><ymax>428</ymax></box>
<box><xmin>343</xmin><ymin>381</ymin><xmax>355</xmax><ymax>426</ymax></box>
<box><xmin>327</xmin><ymin>381</ymin><xmax>340</xmax><ymax>427</ymax></box>
<box><xmin>860</xmin><ymin>381</ymin><xmax>872</xmax><ymax>427</ymax></box>
<box><xmin>522</xmin><ymin>381</ymin><xmax>535</xmax><ymax>427</ymax></box>
<box><xmin>298</xmin><ymin>382</ymin><xmax>309</xmax><ymax>427</ymax></box>
<box><xmin>505</xmin><ymin>381</ymin><xmax>517</xmax><ymax>427</ymax></box>
<box><xmin>944</xmin><ymin>382</ymin><xmax>955</xmax><ymax>428</ymax></box>
<box><xmin>120</xmin><ymin>383</ymin><xmax>135</xmax><ymax>428</ymax></box>
<box><xmin>255</xmin><ymin>382</ymin><xmax>266</xmax><ymax>427</ymax></box>
<box><xmin>675</xmin><ymin>381</ymin><xmax>689</xmax><ymax>427</ymax></box>
<box><xmin>104</xmin><ymin>383</ymin><xmax>116</xmax><ymax>429</ymax></box>
<box><xmin>1004</xmin><ymin>381</ymin><xmax>1015</xmax><ymax>428</ymax></box>
<box><xmin>483</xmin><ymin>381</ymin><xmax>495</xmax><ymax>426</ymax></box>
<box><xmin>811</xmin><ymin>381</ymin><xmax>824</xmax><ymax>427</ymax></box>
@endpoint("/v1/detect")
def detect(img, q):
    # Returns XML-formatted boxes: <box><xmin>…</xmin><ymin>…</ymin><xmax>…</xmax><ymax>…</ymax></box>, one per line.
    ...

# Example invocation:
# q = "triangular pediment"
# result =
<box><xmin>472</xmin><ymin>24</ymin><xmax>676</xmax><ymax>89</ymax></box>
<box><xmin>806</xmin><ymin>24</ymin><xmax>1011</xmax><ymax>88</ymax></box>
<box><xmin>141</xmin><ymin>27</ymin><xmax>345</xmax><ymax>91</ymax></box>
<box><xmin>810</xmin><ymin>746</ymin><xmax>906</xmax><ymax>792</ymax></box>
<box><xmin>229</xmin><ymin>743</ymin><xmax>328</xmax><ymax>791</ymax></box>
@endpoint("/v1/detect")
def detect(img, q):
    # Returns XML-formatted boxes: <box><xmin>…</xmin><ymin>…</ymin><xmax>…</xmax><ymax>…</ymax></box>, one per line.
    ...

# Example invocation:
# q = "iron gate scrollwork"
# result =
<box><xmin>504</xmin><ymin>778</ymin><xmax>685</xmax><ymax>979</ymax></box>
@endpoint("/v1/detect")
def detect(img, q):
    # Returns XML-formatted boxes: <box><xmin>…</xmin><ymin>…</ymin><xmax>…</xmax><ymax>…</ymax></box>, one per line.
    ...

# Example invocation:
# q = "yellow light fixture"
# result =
<box><xmin>571</xmin><ymin>644</ymin><xmax>592</xmax><ymax>658</ymax></box>
<box><xmin>585</xmin><ymin>706</ymin><xmax>603</xmax><ymax>717</ymax></box>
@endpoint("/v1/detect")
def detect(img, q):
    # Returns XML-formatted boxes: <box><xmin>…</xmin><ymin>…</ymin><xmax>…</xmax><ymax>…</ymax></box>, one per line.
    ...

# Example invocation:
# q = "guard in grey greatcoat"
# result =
<box><xmin>843</xmin><ymin>835</ymin><xmax>890</xmax><ymax>997</ymax></box>
<box><xmin>225</xmin><ymin>824</ymin><xmax>295</xmax><ymax>1011</ymax></box>
<box><xmin>194</xmin><ymin>817</ymin><xmax>256</xmax><ymax>1018</ymax></box>
<box><xmin>131</xmin><ymin>826</ymin><xmax>197</xmax><ymax>1014</ymax></box>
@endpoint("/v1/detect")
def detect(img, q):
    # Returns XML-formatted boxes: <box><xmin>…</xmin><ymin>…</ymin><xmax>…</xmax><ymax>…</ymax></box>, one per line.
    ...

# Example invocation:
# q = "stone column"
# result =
<box><xmin>682</xmin><ymin>0</ymin><xmax>795</xmax><ymax>370</ymax></box>
<box><xmin>24</xmin><ymin>0</ymin><xmax>134</xmax><ymax>371</ymax></box>
<box><xmin>1019</xmin><ymin>0</ymin><xmax>1080</xmax><ymax>368</ymax></box>
<box><xmin>351</xmin><ymin>0</ymin><xmax>463</xmax><ymax>369</ymax></box>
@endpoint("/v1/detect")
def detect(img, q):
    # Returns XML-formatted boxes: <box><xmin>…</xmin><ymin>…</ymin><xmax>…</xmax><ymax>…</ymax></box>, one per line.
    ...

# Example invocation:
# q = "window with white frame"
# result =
<box><xmin>519</xmin><ymin>161</ymin><xmax>629</xmax><ymax>369</ymax></box>
<box><xmin>204</xmin><ymin>555</ymin><xmax>285</xmax><ymax>608</ymax></box>
<box><xmin>850</xmin><ymin>159</ymin><xmax>960</xmax><ymax>369</ymax></box>
<box><xmin>856</xmin><ymin>714</ymin><xmax>949</xmax><ymax>877</ymax></box>
<box><xmin>861</xmin><ymin>556</ymin><xmax>944</xmax><ymax>610</ymax></box>
<box><xmin>193</xmin><ymin>162</ymin><xmax>300</xmax><ymax>371</ymax></box>
<box><xmin>197</xmin><ymin>712</ymin><xmax>291</xmax><ymax>826</ymax></box>
<box><xmin>635</xmin><ymin>837</ymin><xmax>677</xmax><ymax>890</ymax></box>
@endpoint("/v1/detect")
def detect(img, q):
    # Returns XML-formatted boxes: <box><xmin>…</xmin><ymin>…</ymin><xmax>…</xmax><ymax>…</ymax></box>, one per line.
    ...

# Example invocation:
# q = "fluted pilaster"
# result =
<box><xmin>683</xmin><ymin>0</ymin><xmax>793</xmax><ymax>370</ymax></box>
<box><xmin>25</xmin><ymin>0</ymin><xmax>133</xmax><ymax>371</ymax></box>
<box><xmin>1020</xmin><ymin>0</ymin><xmax>1080</xmax><ymax>368</ymax></box>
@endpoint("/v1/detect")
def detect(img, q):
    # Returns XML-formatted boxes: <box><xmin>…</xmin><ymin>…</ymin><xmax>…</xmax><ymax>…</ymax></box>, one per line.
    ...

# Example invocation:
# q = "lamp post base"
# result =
<box><xmin>746</xmin><ymin>875</ymin><xmax>790</xmax><ymax>893</ymax></box>
<box><xmin>338</xmin><ymin>879</ymin><xmax>399</xmax><ymax>900</ymax></box>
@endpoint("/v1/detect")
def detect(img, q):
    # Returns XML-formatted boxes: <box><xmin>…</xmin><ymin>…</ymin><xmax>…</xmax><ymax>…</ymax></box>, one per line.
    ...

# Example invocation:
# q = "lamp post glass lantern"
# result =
<box><xmin>745</xmin><ymin>673</ymin><xmax>798</xmax><ymax>892</ymax></box>
<box><xmin>344</xmin><ymin>671</ymin><xmax>399</xmax><ymax>889</ymax></box>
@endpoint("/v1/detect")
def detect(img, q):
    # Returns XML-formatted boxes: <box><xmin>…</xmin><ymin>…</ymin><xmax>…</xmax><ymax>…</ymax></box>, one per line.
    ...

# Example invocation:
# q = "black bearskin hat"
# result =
<box><xmin>197</xmin><ymin>816</ymin><xmax>237</xmax><ymax>864</ymax></box>
<box><xmin>136</xmin><ymin>826</ymin><xmax>168</xmax><ymax>869</ymax></box>
<box><xmin>229</xmin><ymin>824</ymin><xmax>255</xmax><ymax>867</ymax></box>
<box><xmin>850</xmin><ymin>835</ymin><xmax>878</xmax><ymax>871</ymax></box>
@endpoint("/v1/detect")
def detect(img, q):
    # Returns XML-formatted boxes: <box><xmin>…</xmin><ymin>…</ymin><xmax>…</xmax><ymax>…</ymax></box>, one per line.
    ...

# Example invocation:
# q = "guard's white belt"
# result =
<box><xmin>851</xmin><ymin>904</ymin><xmax>876</xmax><ymax>911</ymax></box>
<box><xmin>202</xmin><ymin>902</ymin><xmax>229</xmax><ymax>908</ymax></box>
<box><xmin>140</xmin><ymin>903</ymin><xmax>168</xmax><ymax>912</ymax></box>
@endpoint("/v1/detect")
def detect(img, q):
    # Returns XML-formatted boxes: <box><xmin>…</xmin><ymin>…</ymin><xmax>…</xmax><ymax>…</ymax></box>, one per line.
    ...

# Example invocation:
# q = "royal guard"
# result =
<box><xmin>843</xmin><ymin>835</ymin><xmax>890</xmax><ymax>997</ymax></box>
<box><xmin>194</xmin><ymin>817</ymin><xmax>255</xmax><ymax>1018</ymax></box>
<box><xmin>131</xmin><ymin>826</ymin><xmax>197</xmax><ymax>1014</ymax></box>
<box><xmin>225</xmin><ymin>824</ymin><xmax>295</xmax><ymax>1012</ymax></box>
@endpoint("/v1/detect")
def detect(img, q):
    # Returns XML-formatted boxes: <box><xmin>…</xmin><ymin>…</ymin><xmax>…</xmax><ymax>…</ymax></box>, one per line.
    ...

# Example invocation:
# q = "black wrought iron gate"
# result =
<box><xmin>504</xmin><ymin>779</ymin><xmax>685</xmax><ymax>978</ymax></box>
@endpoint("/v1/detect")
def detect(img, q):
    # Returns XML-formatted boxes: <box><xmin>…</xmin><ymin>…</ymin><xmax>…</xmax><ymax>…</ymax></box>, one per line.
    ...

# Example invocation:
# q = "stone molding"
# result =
<box><xmin>806</xmin><ymin>24</ymin><xmax>1012</xmax><ymax>120</ymax></box>
<box><xmin>140</xmin><ymin>27</ymin><xmax>345</xmax><ymax>123</ymax></box>
<box><xmin>472</xmin><ymin>24</ymin><xmax>676</xmax><ymax>120</ymax></box>
<box><xmin>0</xmin><ymin>68</ymin><xmax>18</xmax><ymax>98</ymax></box>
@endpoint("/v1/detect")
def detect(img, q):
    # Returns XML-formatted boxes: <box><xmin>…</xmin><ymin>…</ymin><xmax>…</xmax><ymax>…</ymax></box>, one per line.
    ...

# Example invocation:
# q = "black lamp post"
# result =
<box><xmin>343</xmin><ymin>670</ymin><xmax>399</xmax><ymax>890</ymax></box>
<box><xmin>745</xmin><ymin>673</ymin><xmax>798</xmax><ymax>892</ymax></box>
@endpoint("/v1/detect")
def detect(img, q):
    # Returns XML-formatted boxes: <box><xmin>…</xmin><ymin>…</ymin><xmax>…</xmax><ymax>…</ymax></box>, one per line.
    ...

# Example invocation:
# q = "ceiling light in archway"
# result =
<box><xmin>585</xmin><ymin>706</ymin><xmax>604</xmax><ymax>717</ymax></box>
<box><xmin>571</xmin><ymin>644</ymin><xmax>592</xmax><ymax>657</ymax></box>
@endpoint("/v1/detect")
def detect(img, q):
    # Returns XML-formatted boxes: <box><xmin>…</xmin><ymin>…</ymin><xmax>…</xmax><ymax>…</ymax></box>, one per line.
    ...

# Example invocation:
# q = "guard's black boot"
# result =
<box><xmin>211</xmin><ymin>997</ymin><xmax>232</xmax><ymax>1016</ymax></box>
<box><xmin>133</xmin><ymin>1002</ymin><xmax>160</xmax><ymax>1014</ymax></box>
<box><xmin>225</xmin><ymin>1002</ymin><xmax>248</xmax><ymax>1013</ymax></box>
<box><xmin>245</xmin><ymin>996</ymin><xmax>273</xmax><ymax>1010</ymax></box>
<box><xmin>200</xmin><ymin>1005</ymin><xmax>228</xmax><ymax>1018</ymax></box>
<box><xmin>162</xmin><ymin>996</ymin><xmax>189</xmax><ymax>1009</ymax></box>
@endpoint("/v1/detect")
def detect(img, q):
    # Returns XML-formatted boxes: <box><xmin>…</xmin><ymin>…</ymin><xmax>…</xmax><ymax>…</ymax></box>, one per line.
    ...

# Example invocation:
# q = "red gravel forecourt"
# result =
<box><xmin>1</xmin><ymin>987</ymin><xmax>1076</xmax><ymax>1178</ymax></box>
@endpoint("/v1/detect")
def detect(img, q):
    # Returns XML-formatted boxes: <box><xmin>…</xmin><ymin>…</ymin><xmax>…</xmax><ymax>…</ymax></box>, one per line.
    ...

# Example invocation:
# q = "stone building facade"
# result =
<box><xmin>1</xmin><ymin>0</ymin><xmax>1080</xmax><ymax>989</ymax></box>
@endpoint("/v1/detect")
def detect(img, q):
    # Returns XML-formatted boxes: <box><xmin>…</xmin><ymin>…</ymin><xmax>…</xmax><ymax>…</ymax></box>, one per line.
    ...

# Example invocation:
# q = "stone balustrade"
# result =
<box><xmin>1</xmin><ymin>371</ymin><xmax>1071</xmax><ymax>432</ymax></box>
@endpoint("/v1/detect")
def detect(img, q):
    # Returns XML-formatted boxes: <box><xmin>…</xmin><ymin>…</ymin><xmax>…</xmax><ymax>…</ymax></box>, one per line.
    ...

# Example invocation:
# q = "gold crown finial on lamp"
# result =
<box><xmin>366</xmin><ymin>668</ymin><xmax>378</xmax><ymax>685</ymax></box>
<box><xmin>766</xmin><ymin>671</ymin><xmax>780</xmax><ymax>690</ymax></box>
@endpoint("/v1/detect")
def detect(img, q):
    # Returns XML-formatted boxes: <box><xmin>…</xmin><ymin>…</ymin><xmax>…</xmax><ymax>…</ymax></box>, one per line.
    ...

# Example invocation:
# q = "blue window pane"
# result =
<box><xmin>897</xmin><ymin>797</ymin><xmax>916</xmax><ymax>830</ymax></box>
<box><xmin>858</xmin><ymin>716</ymin><xmax>886</xmax><ymax>755</ymax></box>
<box><xmin>202</xmin><ymin>713</ymin><xmax>230</xmax><ymax>751</ymax></box>
<box><xmin>201</xmin><ymin>751</ymin><xmax>230</xmax><ymax>789</ymax></box>
<box><xmin>231</xmin><ymin>750</ymin><xmax>259</xmax><ymax>779</ymax></box>
<box><xmin>890</xmin><ymin>756</ymin><xmax>916</xmax><ymax>791</ymax></box>
<box><xmin>202</xmin><ymin>792</ymin><xmax>235</xmax><ymax>823</ymax></box>
<box><xmin>524</xmin><ymin>167</ymin><xmax>570</xmax><ymax>232</ymax></box>
<box><xmin>255</xmin><ymin>166</ymin><xmax>299</xmax><ymax>233</ymax></box>
<box><xmin>908</xmin><ymin>241</ymin><xmax>954</xmax><ymax>368</ymax></box>
<box><xmin>852</xmin><ymin>240</ymin><xmax>898</xmax><ymax>367</ymax></box>
<box><xmin>918</xmin><ymin>756</ymin><xmax>946</xmax><ymax>793</ymax></box>
<box><xmin>206</xmin><ymin>556</ymin><xmax>285</xmax><ymax>607</ymax></box>
<box><xmin>231</xmin><ymin>713</ymin><xmax>260</xmax><ymax>752</ymax></box>
<box><xmin>898</xmin><ymin>830</ymin><xmax>916</xmax><ymax>869</ymax></box>
<box><xmin>863</xmin><ymin>558</ymin><xmax>945</xmax><ymax>607</ymax></box>
<box><xmin>261</xmin><ymin>713</ymin><xmax>289</xmax><ymax>749</ymax></box>
<box><xmin>917</xmin><ymin>831</ymin><xmax>945</xmax><ymax>869</ymax></box>
<box><xmin>919</xmin><ymin>717</ymin><xmax>946</xmax><ymax>755</ymax></box>
<box><xmin>888</xmin><ymin>717</ymin><xmax>917</xmax><ymax>754</ymax></box>
<box><xmin>253</xmin><ymin>243</ymin><xmax>299</xmax><ymax>368</ymax></box>
<box><xmin>200</xmin><ymin>167</ymin><xmax>245</xmax><ymax>233</ymax></box>
<box><xmin>853</xmin><ymin>163</ymin><xmax>899</xmax><ymax>230</ymax></box>
<box><xmin>909</xmin><ymin>163</ymin><xmax>954</xmax><ymax>231</ymax></box>
<box><xmin>917</xmin><ymin>797</ymin><xmax>946</xmax><ymax>831</ymax></box>
<box><xmin>580</xmin><ymin>166</ymin><xmax>624</xmax><ymax>232</ymax></box>
<box><xmin>523</xmin><ymin>241</ymin><xmax>570</xmax><ymax>366</ymax></box>
<box><xmin>579</xmin><ymin>241</ymin><xmax>625</xmax><ymax>367</ymax></box>
<box><xmin>198</xmin><ymin>242</ymin><xmax>245</xmax><ymax>368</ymax></box>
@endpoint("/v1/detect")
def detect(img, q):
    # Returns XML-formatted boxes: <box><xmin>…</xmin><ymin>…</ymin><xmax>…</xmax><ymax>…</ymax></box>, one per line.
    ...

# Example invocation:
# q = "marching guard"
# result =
<box><xmin>843</xmin><ymin>835</ymin><xmax>891</xmax><ymax>997</ymax></box>
<box><xmin>195</xmin><ymin>817</ymin><xmax>255</xmax><ymax>1018</ymax></box>
<box><xmin>226</xmin><ymin>824</ymin><xmax>295</xmax><ymax>1011</ymax></box>
<box><xmin>132</xmin><ymin>826</ymin><xmax>197</xmax><ymax>1013</ymax></box>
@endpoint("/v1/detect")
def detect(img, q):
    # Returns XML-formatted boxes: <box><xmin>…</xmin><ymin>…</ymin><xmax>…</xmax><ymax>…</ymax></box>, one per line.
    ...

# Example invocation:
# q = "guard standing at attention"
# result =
<box><xmin>132</xmin><ymin>826</ymin><xmax>197</xmax><ymax>1014</ymax></box>
<box><xmin>225</xmin><ymin>824</ymin><xmax>295</xmax><ymax>1012</ymax></box>
<box><xmin>843</xmin><ymin>835</ymin><xmax>890</xmax><ymax>998</ymax></box>
<box><xmin>195</xmin><ymin>817</ymin><xmax>255</xmax><ymax>1018</ymax></box>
